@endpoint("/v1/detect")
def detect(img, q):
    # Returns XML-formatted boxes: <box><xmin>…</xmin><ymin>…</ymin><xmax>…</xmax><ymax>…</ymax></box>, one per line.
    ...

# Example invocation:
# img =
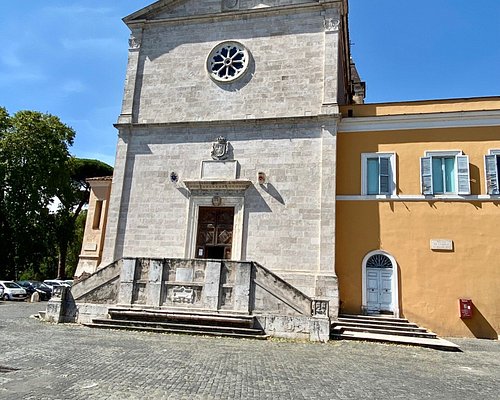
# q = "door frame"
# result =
<box><xmin>185</xmin><ymin>194</ymin><xmax>245</xmax><ymax>261</ymax></box>
<box><xmin>361</xmin><ymin>250</ymin><xmax>399</xmax><ymax>318</ymax></box>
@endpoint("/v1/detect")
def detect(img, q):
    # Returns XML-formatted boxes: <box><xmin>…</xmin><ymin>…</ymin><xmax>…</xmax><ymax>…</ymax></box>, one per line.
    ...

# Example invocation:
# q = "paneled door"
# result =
<box><xmin>195</xmin><ymin>207</ymin><xmax>234</xmax><ymax>260</ymax></box>
<box><xmin>366</xmin><ymin>268</ymin><xmax>393</xmax><ymax>313</ymax></box>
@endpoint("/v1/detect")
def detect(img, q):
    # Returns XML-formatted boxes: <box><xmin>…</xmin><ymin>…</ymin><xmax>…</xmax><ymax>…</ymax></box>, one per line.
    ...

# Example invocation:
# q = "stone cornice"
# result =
<box><xmin>338</xmin><ymin>110</ymin><xmax>500</xmax><ymax>133</ymax></box>
<box><xmin>183</xmin><ymin>179</ymin><xmax>252</xmax><ymax>192</ymax></box>
<box><xmin>125</xmin><ymin>1</ymin><xmax>343</xmax><ymax>29</ymax></box>
<box><xmin>337</xmin><ymin>194</ymin><xmax>500</xmax><ymax>202</ymax></box>
<box><xmin>114</xmin><ymin>113</ymin><xmax>341</xmax><ymax>130</ymax></box>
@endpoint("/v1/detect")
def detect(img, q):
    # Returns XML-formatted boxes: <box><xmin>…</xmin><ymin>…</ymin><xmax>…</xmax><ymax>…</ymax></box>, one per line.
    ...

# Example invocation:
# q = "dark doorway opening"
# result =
<box><xmin>195</xmin><ymin>207</ymin><xmax>234</xmax><ymax>260</ymax></box>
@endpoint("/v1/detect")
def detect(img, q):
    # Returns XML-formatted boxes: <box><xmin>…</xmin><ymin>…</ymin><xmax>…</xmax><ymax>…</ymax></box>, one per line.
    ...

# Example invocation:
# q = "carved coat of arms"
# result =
<box><xmin>211</xmin><ymin>136</ymin><xmax>229</xmax><ymax>160</ymax></box>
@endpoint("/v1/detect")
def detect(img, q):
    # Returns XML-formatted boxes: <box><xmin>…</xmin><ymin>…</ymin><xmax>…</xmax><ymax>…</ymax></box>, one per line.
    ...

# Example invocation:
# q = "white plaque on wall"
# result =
<box><xmin>84</xmin><ymin>243</ymin><xmax>98</xmax><ymax>251</ymax></box>
<box><xmin>430</xmin><ymin>239</ymin><xmax>453</xmax><ymax>251</ymax></box>
<box><xmin>201</xmin><ymin>160</ymin><xmax>238</xmax><ymax>179</ymax></box>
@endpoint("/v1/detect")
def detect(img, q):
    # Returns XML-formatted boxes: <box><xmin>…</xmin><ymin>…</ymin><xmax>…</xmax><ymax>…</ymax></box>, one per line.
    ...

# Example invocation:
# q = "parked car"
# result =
<box><xmin>0</xmin><ymin>285</ymin><xmax>4</xmax><ymax>298</ymax></box>
<box><xmin>0</xmin><ymin>281</ymin><xmax>28</xmax><ymax>301</ymax></box>
<box><xmin>43</xmin><ymin>280</ymin><xmax>72</xmax><ymax>294</ymax></box>
<box><xmin>16</xmin><ymin>281</ymin><xmax>52</xmax><ymax>301</ymax></box>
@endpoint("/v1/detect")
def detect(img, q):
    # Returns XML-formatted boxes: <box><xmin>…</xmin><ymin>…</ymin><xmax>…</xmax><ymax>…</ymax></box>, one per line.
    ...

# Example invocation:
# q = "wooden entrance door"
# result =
<box><xmin>366</xmin><ymin>268</ymin><xmax>393</xmax><ymax>313</ymax></box>
<box><xmin>195</xmin><ymin>207</ymin><xmax>234</xmax><ymax>260</ymax></box>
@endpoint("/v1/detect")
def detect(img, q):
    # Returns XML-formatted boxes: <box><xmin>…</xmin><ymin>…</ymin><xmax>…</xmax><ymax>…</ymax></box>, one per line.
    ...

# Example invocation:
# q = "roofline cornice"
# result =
<box><xmin>125</xmin><ymin>1</ymin><xmax>344</xmax><ymax>28</ymax></box>
<box><xmin>338</xmin><ymin>110</ymin><xmax>500</xmax><ymax>133</ymax></box>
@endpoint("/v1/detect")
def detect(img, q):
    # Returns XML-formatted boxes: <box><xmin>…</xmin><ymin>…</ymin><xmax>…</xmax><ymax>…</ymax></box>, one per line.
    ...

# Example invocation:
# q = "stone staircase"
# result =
<box><xmin>331</xmin><ymin>314</ymin><xmax>460</xmax><ymax>351</ymax></box>
<box><xmin>83</xmin><ymin>307</ymin><xmax>268</xmax><ymax>340</ymax></box>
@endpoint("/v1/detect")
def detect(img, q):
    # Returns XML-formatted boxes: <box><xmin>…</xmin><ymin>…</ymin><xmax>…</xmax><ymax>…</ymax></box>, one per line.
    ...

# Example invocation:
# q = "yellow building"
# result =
<box><xmin>337</xmin><ymin>97</ymin><xmax>500</xmax><ymax>339</ymax></box>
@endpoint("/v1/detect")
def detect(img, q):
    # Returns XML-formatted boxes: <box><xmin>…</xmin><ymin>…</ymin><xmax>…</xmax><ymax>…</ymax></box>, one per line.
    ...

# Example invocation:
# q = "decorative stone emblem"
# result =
<box><xmin>170</xmin><ymin>171</ymin><xmax>179</xmax><ymax>183</ymax></box>
<box><xmin>211</xmin><ymin>136</ymin><xmax>229</xmax><ymax>160</ymax></box>
<box><xmin>212</xmin><ymin>195</ymin><xmax>222</xmax><ymax>206</ymax></box>
<box><xmin>172</xmin><ymin>286</ymin><xmax>195</xmax><ymax>303</ymax></box>
<box><xmin>128</xmin><ymin>34</ymin><xmax>141</xmax><ymax>49</ymax></box>
<box><xmin>313</xmin><ymin>300</ymin><xmax>329</xmax><ymax>317</ymax></box>
<box><xmin>222</xmin><ymin>0</ymin><xmax>239</xmax><ymax>9</ymax></box>
<box><xmin>324</xmin><ymin>17</ymin><xmax>340</xmax><ymax>32</ymax></box>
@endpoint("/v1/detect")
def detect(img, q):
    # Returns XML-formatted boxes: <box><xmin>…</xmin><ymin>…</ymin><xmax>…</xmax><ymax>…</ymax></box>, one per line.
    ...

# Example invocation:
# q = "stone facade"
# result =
<box><xmin>94</xmin><ymin>0</ymin><xmax>355</xmax><ymax>317</ymax></box>
<box><xmin>75</xmin><ymin>177</ymin><xmax>112</xmax><ymax>276</ymax></box>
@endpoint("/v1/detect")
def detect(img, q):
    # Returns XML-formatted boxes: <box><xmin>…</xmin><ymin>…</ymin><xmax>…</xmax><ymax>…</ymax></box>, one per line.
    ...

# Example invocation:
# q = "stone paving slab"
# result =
<box><xmin>0</xmin><ymin>301</ymin><xmax>499</xmax><ymax>400</ymax></box>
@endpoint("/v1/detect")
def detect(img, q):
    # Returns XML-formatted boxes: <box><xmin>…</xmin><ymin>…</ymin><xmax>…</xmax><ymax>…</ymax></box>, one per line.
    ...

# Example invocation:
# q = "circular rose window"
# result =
<box><xmin>207</xmin><ymin>41</ymin><xmax>249</xmax><ymax>83</ymax></box>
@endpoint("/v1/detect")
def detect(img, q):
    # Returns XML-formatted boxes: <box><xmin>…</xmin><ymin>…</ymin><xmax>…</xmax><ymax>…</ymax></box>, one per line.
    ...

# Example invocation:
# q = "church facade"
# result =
<box><xmin>74</xmin><ymin>0</ymin><xmax>499</xmax><ymax>340</ymax></box>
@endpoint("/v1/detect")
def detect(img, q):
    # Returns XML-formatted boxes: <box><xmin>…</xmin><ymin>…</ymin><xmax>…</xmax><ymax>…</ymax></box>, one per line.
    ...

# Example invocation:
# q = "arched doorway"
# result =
<box><xmin>362</xmin><ymin>251</ymin><xmax>399</xmax><ymax>317</ymax></box>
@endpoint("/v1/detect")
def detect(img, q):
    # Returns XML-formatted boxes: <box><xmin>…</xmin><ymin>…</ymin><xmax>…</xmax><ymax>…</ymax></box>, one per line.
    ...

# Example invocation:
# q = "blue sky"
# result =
<box><xmin>1</xmin><ymin>1</ymin><xmax>499</xmax><ymax>166</ymax></box>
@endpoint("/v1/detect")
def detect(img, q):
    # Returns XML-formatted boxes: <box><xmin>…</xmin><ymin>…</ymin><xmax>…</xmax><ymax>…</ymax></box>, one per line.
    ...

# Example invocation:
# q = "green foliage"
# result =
<box><xmin>0</xmin><ymin>107</ymin><xmax>112</xmax><ymax>280</ymax></box>
<box><xmin>65</xmin><ymin>210</ymin><xmax>87</xmax><ymax>278</ymax></box>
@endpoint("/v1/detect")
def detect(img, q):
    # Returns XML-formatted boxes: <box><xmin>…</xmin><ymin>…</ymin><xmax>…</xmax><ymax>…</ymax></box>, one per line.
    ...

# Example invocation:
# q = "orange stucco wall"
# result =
<box><xmin>337</xmin><ymin>126</ymin><xmax>500</xmax><ymax>196</ymax></box>
<box><xmin>336</xmin><ymin>127</ymin><xmax>500</xmax><ymax>339</ymax></box>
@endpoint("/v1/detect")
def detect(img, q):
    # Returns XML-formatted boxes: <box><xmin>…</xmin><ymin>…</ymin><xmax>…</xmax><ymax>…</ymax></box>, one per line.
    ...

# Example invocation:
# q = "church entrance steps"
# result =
<box><xmin>83</xmin><ymin>307</ymin><xmax>268</xmax><ymax>340</ymax></box>
<box><xmin>331</xmin><ymin>314</ymin><xmax>461</xmax><ymax>351</ymax></box>
<box><xmin>108</xmin><ymin>307</ymin><xmax>256</xmax><ymax>328</ymax></box>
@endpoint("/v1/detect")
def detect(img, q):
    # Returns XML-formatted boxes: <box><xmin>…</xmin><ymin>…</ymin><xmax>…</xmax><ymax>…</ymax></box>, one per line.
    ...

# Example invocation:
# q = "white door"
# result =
<box><xmin>366</xmin><ymin>267</ymin><xmax>393</xmax><ymax>313</ymax></box>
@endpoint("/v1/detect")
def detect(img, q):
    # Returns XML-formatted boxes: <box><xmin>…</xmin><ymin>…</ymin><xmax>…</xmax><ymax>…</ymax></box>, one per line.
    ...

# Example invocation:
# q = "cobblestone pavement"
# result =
<box><xmin>0</xmin><ymin>302</ymin><xmax>498</xmax><ymax>400</ymax></box>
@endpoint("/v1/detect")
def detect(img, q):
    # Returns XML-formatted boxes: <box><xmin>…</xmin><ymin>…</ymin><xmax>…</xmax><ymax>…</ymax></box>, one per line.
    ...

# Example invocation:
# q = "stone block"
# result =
<box><xmin>202</xmin><ymin>261</ymin><xmax>222</xmax><ymax>310</ymax></box>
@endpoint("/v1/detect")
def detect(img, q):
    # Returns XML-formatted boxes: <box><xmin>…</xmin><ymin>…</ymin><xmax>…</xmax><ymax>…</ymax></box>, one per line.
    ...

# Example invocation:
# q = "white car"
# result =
<box><xmin>0</xmin><ymin>281</ymin><xmax>28</xmax><ymax>301</ymax></box>
<box><xmin>43</xmin><ymin>279</ymin><xmax>72</xmax><ymax>292</ymax></box>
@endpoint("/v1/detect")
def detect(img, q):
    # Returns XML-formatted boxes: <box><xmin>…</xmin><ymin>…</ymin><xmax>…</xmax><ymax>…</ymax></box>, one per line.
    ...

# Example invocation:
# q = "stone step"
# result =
<box><xmin>334</xmin><ymin>320</ymin><xmax>424</xmax><ymax>331</ymax></box>
<box><xmin>339</xmin><ymin>314</ymin><xmax>409</xmax><ymax>323</ymax></box>
<box><xmin>92</xmin><ymin>318</ymin><xmax>265</xmax><ymax>336</ymax></box>
<box><xmin>84</xmin><ymin>321</ymin><xmax>268</xmax><ymax>340</ymax></box>
<box><xmin>332</xmin><ymin>326</ymin><xmax>437</xmax><ymax>339</ymax></box>
<box><xmin>108</xmin><ymin>308</ymin><xmax>255</xmax><ymax>328</ymax></box>
<box><xmin>331</xmin><ymin>331</ymin><xmax>461</xmax><ymax>352</ymax></box>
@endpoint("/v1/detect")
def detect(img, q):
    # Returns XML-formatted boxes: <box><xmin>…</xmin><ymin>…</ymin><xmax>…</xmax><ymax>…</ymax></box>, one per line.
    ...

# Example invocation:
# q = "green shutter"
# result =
<box><xmin>485</xmin><ymin>155</ymin><xmax>499</xmax><ymax>195</ymax></box>
<box><xmin>456</xmin><ymin>155</ymin><xmax>470</xmax><ymax>195</ymax></box>
<box><xmin>379</xmin><ymin>157</ymin><xmax>390</xmax><ymax>194</ymax></box>
<box><xmin>420</xmin><ymin>157</ymin><xmax>433</xmax><ymax>195</ymax></box>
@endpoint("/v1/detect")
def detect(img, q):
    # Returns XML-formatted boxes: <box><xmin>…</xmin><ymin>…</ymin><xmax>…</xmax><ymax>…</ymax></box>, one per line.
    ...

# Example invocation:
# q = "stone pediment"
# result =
<box><xmin>124</xmin><ymin>0</ymin><xmax>322</xmax><ymax>24</ymax></box>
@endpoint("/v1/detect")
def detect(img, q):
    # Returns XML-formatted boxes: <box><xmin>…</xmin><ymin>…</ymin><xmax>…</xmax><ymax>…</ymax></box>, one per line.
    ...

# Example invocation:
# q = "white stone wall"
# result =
<box><xmin>102</xmin><ymin>120</ymin><xmax>336</xmax><ymax>295</ymax></box>
<box><xmin>153</xmin><ymin>1</ymin><xmax>322</xmax><ymax>20</ymax></box>
<box><xmin>105</xmin><ymin>0</ymin><xmax>344</xmax><ymax>302</ymax></box>
<box><xmin>124</xmin><ymin>6</ymin><xmax>341</xmax><ymax>124</ymax></box>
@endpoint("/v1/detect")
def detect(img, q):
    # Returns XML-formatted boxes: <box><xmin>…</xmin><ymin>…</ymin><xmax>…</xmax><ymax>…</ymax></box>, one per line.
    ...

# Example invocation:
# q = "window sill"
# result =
<box><xmin>337</xmin><ymin>194</ymin><xmax>500</xmax><ymax>201</ymax></box>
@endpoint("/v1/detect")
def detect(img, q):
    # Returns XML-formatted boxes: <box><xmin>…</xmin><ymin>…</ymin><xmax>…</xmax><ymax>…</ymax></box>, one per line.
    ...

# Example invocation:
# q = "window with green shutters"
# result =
<box><xmin>361</xmin><ymin>153</ymin><xmax>396</xmax><ymax>195</ymax></box>
<box><xmin>484</xmin><ymin>150</ymin><xmax>500</xmax><ymax>195</ymax></box>
<box><xmin>420</xmin><ymin>151</ymin><xmax>470</xmax><ymax>195</ymax></box>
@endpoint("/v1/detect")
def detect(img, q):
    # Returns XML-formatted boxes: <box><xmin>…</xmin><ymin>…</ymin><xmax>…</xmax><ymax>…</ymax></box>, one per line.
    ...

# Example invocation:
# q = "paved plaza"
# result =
<box><xmin>0</xmin><ymin>302</ymin><xmax>498</xmax><ymax>400</ymax></box>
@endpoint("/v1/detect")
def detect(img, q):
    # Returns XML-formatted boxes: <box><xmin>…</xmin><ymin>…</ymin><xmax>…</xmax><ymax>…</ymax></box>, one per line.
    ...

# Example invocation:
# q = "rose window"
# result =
<box><xmin>207</xmin><ymin>41</ymin><xmax>249</xmax><ymax>82</ymax></box>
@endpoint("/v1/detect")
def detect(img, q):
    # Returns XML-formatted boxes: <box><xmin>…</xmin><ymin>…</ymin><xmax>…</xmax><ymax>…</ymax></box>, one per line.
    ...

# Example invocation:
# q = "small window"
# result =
<box><xmin>420</xmin><ymin>151</ymin><xmax>470</xmax><ymax>195</ymax></box>
<box><xmin>92</xmin><ymin>200</ymin><xmax>103</xmax><ymax>230</ymax></box>
<box><xmin>484</xmin><ymin>150</ymin><xmax>500</xmax><ymax>195</ymax></box>
<box><xmin>361</xmin><ymin>153</ymin><xmax>396</xmax><ymax>195</ymax></box>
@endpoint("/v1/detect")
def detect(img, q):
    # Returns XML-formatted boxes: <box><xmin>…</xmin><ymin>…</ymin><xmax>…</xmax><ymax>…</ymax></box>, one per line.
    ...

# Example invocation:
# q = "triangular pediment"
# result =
<box><xmin>124</xmin><ymin>0</ymin><xmax>321</xmax><ymax>24</ymax></box>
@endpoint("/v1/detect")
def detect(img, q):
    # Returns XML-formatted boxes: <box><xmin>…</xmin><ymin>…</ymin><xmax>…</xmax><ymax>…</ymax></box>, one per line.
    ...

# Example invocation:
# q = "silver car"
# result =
<box><xmin>0</xmin><ymin>281</ymin><xmax>28</xmax><ymax>301</ymax></box>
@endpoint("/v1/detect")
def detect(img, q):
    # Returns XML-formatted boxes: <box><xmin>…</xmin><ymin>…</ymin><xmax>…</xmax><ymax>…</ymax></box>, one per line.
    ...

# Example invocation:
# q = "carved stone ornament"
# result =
<box><xmin>313</xmin><ymin>300</ymin><xmax>329</xmax><ymax>316</ymax></box>
<box><xmin>172</xmin><ymin>286</ymin><xmax>196</xmax><ymax>304</ymax></box>
<box><xmin>324</xmin><ymin>17</ymin><xmax>340</xmax><ymax>32</ymax></box>
<box><xmin>128</xmin><ymin>34</ymin><xmax>141</xmax><ymax>49</ymax></box>
<box><xmin>222</xmin><ymin>0</ymin><xmax>239</xmax><ymax>9</ymax></box>
<box><xmin>211</xmin><ymin>136</ymin><xmax>229</xmax><ymax>160</ymax></box>
<box><xmin>212</xmin><ymin>195</ymin><xmax>222</xmax><ymax>206</ymax></box>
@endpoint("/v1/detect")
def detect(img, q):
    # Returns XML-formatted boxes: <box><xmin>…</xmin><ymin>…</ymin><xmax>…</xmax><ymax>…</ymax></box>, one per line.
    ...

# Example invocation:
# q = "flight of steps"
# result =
<box><xmin>83</xmin><ymin>307</ymin><xmax>268</xmax><ymax>340</ymax></box>
<box><xmin>331</xmin><ymin>314</ymin><xmax>460</xmax><ymax>351</ymax></box>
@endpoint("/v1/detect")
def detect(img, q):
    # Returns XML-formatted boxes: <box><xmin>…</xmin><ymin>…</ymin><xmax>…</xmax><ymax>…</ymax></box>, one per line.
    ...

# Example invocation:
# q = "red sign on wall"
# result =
<box><xmin>459</xmin><ymin>299</ymin><xmax>473</xmax><ymax>319</ymax></box>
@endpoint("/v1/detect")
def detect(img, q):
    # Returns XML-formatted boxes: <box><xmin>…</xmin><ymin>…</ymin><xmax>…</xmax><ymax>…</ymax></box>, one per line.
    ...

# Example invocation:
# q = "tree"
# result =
<box><xmin>0</xmin><ymin>108</ymin><xmax>113</xmax><ymax>280</ymax></box>
<box><xmin>53</xmin><ymin>158</ymin><xmax>113</xmax><ymax>279</ymax></box>
<box><xmin>0</xmin><ymin>108</ymin><xmax>75</xmax><ymax>279</ymax></box>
